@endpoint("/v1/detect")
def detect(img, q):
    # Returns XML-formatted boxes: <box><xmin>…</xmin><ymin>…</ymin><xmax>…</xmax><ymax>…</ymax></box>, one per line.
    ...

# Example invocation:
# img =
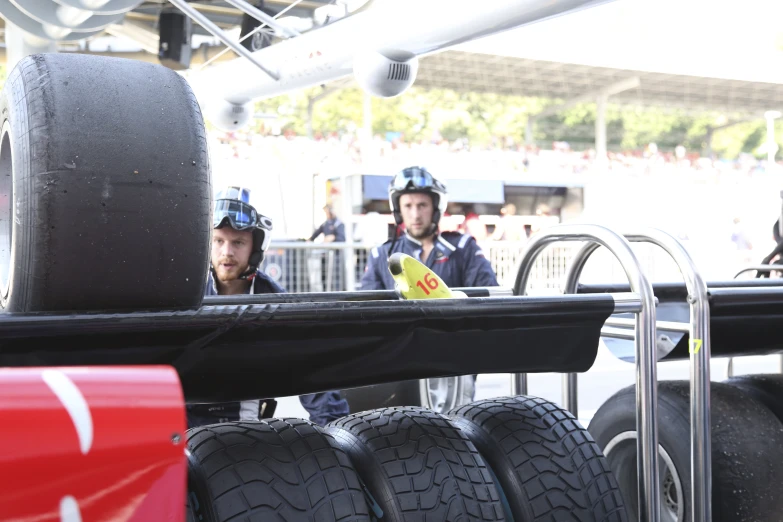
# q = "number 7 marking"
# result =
<box><xmin>689</xmin><ymin>339</ymin><xmax>703</xmax><ymax>354</ymax></box>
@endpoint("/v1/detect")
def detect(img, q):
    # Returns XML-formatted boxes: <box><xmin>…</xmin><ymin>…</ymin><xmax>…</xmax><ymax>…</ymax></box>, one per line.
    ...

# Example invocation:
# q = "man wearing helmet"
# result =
<box><xmin>359</xmin><ymin>168</ymin><xmax>499</xmax><ymax>402</ymax></box>
<box><xmin>186</xmin><ymin>186</ymin><xmax>350</xmax><ymax>428</ymax></box>
<box><xmin>360</xmin><ymin>167</ymin><xmax>499</xmax><ymax>290</ymax></box>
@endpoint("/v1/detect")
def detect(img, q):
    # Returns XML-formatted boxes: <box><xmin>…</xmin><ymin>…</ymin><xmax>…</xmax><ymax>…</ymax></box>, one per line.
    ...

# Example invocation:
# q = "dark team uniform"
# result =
<box><xmin>360</xmin><ymin>231</ymin><xmax>499</xmax><ymax>290</ymax></box>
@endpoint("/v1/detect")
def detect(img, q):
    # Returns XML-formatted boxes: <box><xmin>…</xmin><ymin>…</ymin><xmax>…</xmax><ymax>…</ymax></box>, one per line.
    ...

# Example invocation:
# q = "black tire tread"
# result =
<box><xmin>723</xmin><ymin>373</ymin><xmax>783</xmax><ymax>422</ymax></box>
<box><xmin>186</xmin><ymin>418</ymin><xmax>371</xmax><ymax>522</ymax></box>
<box><xmin>328</xmin><ymin>406</ymin><xmax>505</xmax><ymax>522</ymax></box>
<box><xmin>450</xmin><ymin>396</ymin><xmax>627</xmax><ymax>522</ymax></box>
<box><xmin>2</xmin><ymin>53</ymin><xmax>211</xmax><ymax>312</ymax></box>
<box><xmin>588</xmin><ymin>380</ymin><xmax>783</xmax><ymax>522</ymax></box>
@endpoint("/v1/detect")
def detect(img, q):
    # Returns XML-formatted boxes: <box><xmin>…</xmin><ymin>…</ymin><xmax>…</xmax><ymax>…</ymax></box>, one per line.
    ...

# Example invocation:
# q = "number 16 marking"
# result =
<box><xmin>415</xmin><ymin>272</ymin><xmax>439</xmax><ymax>295</ymax></box>
<box><xmin>689</xmin><ymin>339</ymin><xmax>703</xmax><ymax>354</ymax></box>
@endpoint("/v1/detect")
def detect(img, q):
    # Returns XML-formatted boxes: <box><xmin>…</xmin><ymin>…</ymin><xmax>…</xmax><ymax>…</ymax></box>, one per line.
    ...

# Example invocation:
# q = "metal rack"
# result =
<box><xmin>511</xmin><ymin>224</ymin><xmax>662</xmax><ymax>522</ymax></box>
<box><xmin>564</xmin><ymin>228</ymin><xmax>712</xmax><ymax>522</ymax></box>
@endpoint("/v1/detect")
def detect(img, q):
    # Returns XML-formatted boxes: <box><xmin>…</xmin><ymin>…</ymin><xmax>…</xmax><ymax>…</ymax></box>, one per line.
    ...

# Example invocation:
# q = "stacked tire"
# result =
<box><xmin>186</xmin><ymin>396</ymin><xmax>629</xmax><ymax>521</ymax></box>
<box><xmin>588</xmin><ymin>378</ymin><xmax>783</xmax><ymax>522</ymax></box>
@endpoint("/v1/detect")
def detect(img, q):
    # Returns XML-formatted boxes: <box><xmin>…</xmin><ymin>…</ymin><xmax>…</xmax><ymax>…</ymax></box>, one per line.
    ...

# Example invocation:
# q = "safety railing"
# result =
<box><xmin>263</xmin><ymin>239</ymin><xmax>671</xmax><ymax>293</ymax></box>
<box><xmin>511</xmin><ymin>224</ymin><xmax>662</xmax><ymax>522</ymax></box>
<box><xmin>263</xmin><ymin>242</ymin><xmax>368</xmax><ymax>293</ymax></box>
<box><xmin>562</xmin><ymin>229</ymin><xmax>712</xmax><ymax>522</ymax></box>
<box><xmin>733</xmin><ymin>264</ymin><xmax>783</xmax><ymax>279</ymax></box>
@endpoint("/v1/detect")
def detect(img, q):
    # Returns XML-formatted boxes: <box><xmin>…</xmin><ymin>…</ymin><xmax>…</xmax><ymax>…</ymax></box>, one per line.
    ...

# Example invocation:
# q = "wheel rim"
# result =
<box><xmin>603</xmin><ymin>431</ymin><xmax>684</xmax><ymax>522</ymax></box>
<box><xmin>0</xmin><ymin>124</ymin><xmax>13</xmax><ymax>300</ymax></box>
<box><xmin>420</xmin><ymin>377</ymin><xmax>462</xmax><ymax>413</ymax></box>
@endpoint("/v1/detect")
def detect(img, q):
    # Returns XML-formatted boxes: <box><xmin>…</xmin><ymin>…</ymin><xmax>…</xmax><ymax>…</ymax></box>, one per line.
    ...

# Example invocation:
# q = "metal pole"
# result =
<box><xmin>765</xmin><ymin>111</ymin><xmax>780</xmax><ymax>168</ymax></box>
<box><xmin>561</xmin><ymin>373</ymin><xmax>578</xmax><ymax>416</ymax></box>
<box><xmin>307</xmin><ymin>100</ymin><xmax>314</xmax><ymax>140</ymax></box>
<box><xmin>768</xmin><ymin>115</ymin><xmax>775</xmax><ymax>166</ymax></box>
<box><xmin>510</xmin><ymin>373</ymin><xmax>527</xmax><ymax>396</ymax></box>
<box><xmin>513</xmin><ymin>224</ymin><xmax>660</xmax><ymax>522</ymax></box>
<box><xmin>167</xmin><ymin>0</ymin><xmax>280</xmax><ymax>81</ymax></box>
<box><xmin>604</xmin><ymin>317</ymin><xmax>689</xmax><ymax>333</ymax></box>
<box><xmin>564</xmin><ymin>228</ymin><xmax>712</xmax><ymax>522</ymax></box>
<box><xmin>340</xmin><ymin>172</ymin><xmax>356</xmax><ymax>292</ymax></box>
<box><xmin>222</xmin><ymin>0</ymin><xmax>300</xmax><ymax>38</ymax></box>
<box><xmin>595</xmin><ymin>94</ymin><xmax>608</xmax><ymax>167</ymax></box>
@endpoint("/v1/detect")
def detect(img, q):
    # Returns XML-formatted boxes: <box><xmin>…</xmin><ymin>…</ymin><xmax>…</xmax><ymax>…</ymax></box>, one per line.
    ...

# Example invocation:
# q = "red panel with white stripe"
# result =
<box><xmin>0</xmin><ymin>366</ymin><xmax>186</xmax><ymax>522</ymax></box>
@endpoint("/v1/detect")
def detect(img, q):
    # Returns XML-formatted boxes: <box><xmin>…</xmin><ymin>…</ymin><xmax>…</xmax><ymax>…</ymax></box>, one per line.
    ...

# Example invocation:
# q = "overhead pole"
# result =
<box><xmin>595</xmin><ymin>93</ymin><xmax>608</xmax><ymax>168</ymax></box>
<box><xmin>526</xmin><ymin>77</ymin><xmax>640</xmax><ymax>163</ymax></box>
<box><xmin>765</xmin><ymin>110</ymin><xmax>782</xmax><ymax>170</ymax></box>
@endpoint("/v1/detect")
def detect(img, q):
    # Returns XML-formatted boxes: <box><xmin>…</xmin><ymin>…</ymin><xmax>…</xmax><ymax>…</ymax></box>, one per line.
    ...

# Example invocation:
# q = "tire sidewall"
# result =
<box><xmin>0</xmin><ymin>65</ymin><xmax>30</xmax><ymax>312</ymax></box>
<box><xmin>588</xmin><ymin>386</ymin><xmax>692</xmax><ymax>522</ymax></box>
<box><xmin>327</xmin><ymin>426</ymin><xmax>405</xmax><ymax>522</ymax></box>
<box><xmin>449</xmin><ymin>416</ymin><xmax>520</xmax><ymax>521</ymax></box>
<box><xmin>185</xmin><ymin>445</ymin><xmax>219</xmax><ymax>522</ymax></box>
<box><xmin>723</xmin><ymin>374</ymin><xmax>783</xmax><ymax>422</ymax></box>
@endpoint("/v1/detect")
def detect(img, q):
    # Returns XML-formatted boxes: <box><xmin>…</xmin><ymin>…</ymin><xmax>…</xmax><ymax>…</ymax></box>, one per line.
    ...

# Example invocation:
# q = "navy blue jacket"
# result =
<box><xmin>309</xmin><ymin>218</ymin><xmax>346</xmax><ymax>242</ymax></box>
<box><xmin>188</xmin><ymin>268</ymin><xmax>350</xmax><ymax>428</ymax></box>
<box><xmin>360</xmin><ymin>231</ymin><xmax>499</xmax><ymax>290</ymax></box>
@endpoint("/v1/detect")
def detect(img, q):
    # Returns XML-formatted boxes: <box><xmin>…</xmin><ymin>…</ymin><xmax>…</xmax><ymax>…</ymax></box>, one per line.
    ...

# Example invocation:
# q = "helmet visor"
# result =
<box><xmin>214</xmin><ymin>199</ymin><xmax>273</xmax><ymax>231</ymax></box>
<box><xmin>390</xmin><ymin>167</ymin><xmax>435</xmax><ymax>192</ymax></box>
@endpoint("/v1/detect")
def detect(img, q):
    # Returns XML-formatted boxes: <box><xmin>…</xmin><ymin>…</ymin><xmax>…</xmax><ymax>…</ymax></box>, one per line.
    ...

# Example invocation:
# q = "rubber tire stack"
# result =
<box><xmin>588</xmin><ymin>380</ymin><xmax>783</xmax><ymax>522</ymax></box>
<box><xmin>186</xmin><ymin>419</ymin><xmax>371</xmax><ymax>522</ymax></box>
<box><xmin>449</xmin><ymin>396</ymin><xmax>628</xmax><ymax>522</ymax></box>
<box><xmin>327</xmin><ymin>406</ymin><xmax>506</xmax><ymax>522</ymax></box>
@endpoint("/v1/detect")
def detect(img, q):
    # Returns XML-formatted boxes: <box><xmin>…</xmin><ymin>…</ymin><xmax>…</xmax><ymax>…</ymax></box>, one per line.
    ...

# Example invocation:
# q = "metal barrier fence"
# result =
<box><xmin>263</xmin><ymin>240</ymin><xmax>687</xmax><ymax>293</ymax></box>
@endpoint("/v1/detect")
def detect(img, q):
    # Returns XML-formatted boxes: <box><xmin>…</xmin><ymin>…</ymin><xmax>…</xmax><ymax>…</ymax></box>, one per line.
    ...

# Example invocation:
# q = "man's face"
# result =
<box><xmin>211</xmin><ymin>227</ymin><xmax>253</xmax><ymax>281</ymax></box>
<box><xmin>399</xmin><ymin>193</ymin><xmax>435</xmax><ymax>239</ymax></box>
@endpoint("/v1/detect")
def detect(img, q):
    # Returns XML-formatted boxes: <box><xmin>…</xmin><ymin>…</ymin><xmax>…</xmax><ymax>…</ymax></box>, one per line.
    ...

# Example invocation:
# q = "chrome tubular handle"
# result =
<box><xmin>564</xmin><ymin>228</ymin><xmax>711</xmax><ymax>522</ymax></box>
<box><xmin>513</xmin><ymin>224</ymin><xmax>661</xmax><ymax>522</ymax></box>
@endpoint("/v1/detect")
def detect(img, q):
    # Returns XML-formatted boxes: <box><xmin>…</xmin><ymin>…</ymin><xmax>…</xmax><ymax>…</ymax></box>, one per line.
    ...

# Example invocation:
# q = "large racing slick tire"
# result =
<box><xmin>448</xmin><ymin>396</ymin><xmax>628</xmax><ymax>522</ymax></box>
<box><xmin>327</xmin><ymin>406</ymin><xmax>506</xmax><ymax>522</ymax></box>
<box><xmin>723</xmin><ymin>373</ymin><xmax>783</xmax><ymax>423</ymax></box>
<box><xmin>340</xmin><ymin>376</ymin><xmax>475</xmax><ymax>415</ymax></box>
<box><xmin>588</xmin><ymin>380</ymin><xmax>783</xmax><ymax>522</ymax></box>
<box><xmin>186</xmin><ymin>419</ymin><xmax>371</xmax><ymax>522</ymax></box>
<box><xmin>0</xmin><ymin>53</ymin><xmax>211</xmax><ymax>312</ymax></box>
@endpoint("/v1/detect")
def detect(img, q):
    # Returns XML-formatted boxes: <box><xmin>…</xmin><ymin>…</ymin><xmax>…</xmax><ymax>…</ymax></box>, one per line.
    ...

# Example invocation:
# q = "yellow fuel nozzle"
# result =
<box><xmin>388</xmin><ymin>252</ymin><xmax>468</xmax><ymax>300</ymax></box>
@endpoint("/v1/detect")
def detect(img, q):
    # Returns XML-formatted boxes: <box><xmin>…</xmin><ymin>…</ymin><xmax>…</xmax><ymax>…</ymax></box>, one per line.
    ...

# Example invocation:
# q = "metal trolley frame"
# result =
<box><xmin>511</xmin><ymin>224</ymin><xmax>712</xmax><ymax>522</ymax></box>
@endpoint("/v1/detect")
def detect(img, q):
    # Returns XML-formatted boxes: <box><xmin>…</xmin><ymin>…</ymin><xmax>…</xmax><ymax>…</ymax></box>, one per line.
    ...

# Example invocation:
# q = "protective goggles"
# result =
<box><xmin>390</xmin><ymin>167</ymin><xmax>437</xmax><ymax>192</ymax></box>
<box><xmin>214</xmin><ymin>199</ymin><xmax>273</xmax><ymax>232</ymax></box>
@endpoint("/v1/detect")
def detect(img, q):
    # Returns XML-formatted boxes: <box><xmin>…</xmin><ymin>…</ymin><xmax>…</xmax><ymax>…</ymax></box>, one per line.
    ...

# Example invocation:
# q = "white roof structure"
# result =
<box><xmin>416</xmin><ymin>51</ymin><xmax>783</xmax><ymax>116</ymax></box>
<box><xmin>414</xmin><ymin>0</ymin><xmax>783</xmax><ymax>117</ymax></box>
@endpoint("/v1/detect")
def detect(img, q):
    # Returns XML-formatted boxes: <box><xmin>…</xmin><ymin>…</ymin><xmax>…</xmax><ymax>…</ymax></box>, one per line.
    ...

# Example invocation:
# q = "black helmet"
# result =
<box><xmin>388</xmin><ymin>166</ymin><xmax>448</xmax><ymax>226</ymax></box>
<box><xmin>213</xmin><ymin>186</ymin><xmax>273</xmax><ymax>279</ymax></box>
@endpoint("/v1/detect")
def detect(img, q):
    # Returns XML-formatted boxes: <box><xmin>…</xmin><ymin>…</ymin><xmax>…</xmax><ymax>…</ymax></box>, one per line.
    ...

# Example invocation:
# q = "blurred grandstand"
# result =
<box><xmin>209</xmin><ymin>127</ymin><xmax>781</xmax><ymax>292</ymax></box>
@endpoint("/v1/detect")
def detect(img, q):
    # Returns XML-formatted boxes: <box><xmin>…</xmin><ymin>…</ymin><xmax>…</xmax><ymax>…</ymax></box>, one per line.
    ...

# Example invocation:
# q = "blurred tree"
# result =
<box><xmin>248</xmin><ymin>84</ymin><xmax>772</xmax><ymax>159</ymax></box>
